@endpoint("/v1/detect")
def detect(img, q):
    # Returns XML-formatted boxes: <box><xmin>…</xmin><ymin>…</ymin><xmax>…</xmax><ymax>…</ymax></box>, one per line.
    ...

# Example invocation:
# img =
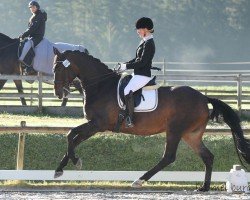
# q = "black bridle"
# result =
<box><xmin>54</xmin><ymin>60</ymin><xmax>76</xmax><ymax>94</ymax></box>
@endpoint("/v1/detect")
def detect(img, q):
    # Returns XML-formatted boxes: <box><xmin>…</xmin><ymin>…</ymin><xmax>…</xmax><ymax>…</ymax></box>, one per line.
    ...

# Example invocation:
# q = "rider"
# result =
<box><xmin>119</xmin><ymin>17</ymin><xmax>155</xmax><ymax>128</ymax></box>
<box><xmin>19</xmin><ymin>1</ymin><xmax>47</xmax><ymax>75</ymax></box>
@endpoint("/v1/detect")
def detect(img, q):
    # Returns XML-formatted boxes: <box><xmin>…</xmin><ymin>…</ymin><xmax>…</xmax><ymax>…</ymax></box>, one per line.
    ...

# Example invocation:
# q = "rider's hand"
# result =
<box><xmin>114</xmin><ymin>63</ymin><xmax>126</xmax><ymax>73</ymax></box>
<box><xmin>119</xmin><ymin>63</ymin><xmax>126</xmax><ymax>71</ymax></box>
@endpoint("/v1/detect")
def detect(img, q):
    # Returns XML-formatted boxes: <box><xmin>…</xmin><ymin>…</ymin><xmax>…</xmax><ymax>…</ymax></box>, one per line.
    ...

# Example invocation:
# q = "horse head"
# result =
<box><xmin>53</xmin><ymin>47</ymin><xmax>80</xmax><ymax>99</ymax></box>
<box><xmin>53</xmin><ymin>47</ymin><xmax>118</xmax><ymax>100</ymax></box>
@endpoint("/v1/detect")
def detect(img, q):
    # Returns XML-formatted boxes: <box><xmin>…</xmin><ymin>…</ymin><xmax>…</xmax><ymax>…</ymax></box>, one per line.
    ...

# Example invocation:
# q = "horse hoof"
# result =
<box><xmin>131</xmin><ymin>179</ymin><xmax>144</xmax><ymax>188</ymax></box>
<box><xmin>54</xmin><ymin>170</ymin><xmax>64</xmax><ymax>179</ymax></box>
<box><xmin>194</xmin><ymin>186</ymin><xmax>209</xmax><ymax>192</ymax></box>
<box><xmin>75</xmin><ymin>158</ymin><xmax>82</xmax><ymax>170</ymax></box>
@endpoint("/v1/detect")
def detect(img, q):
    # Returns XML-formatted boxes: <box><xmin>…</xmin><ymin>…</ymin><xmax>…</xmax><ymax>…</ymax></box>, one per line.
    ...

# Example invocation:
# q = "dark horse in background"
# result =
<box><xmin>0</xmin><ymin>33</ymin><xmax>82</xmax><ymax>106</ymax></box>
<box><xmin>53</xmin><ymin>48</ymin><xmax>250</xmax><ymax>191</ymax></box>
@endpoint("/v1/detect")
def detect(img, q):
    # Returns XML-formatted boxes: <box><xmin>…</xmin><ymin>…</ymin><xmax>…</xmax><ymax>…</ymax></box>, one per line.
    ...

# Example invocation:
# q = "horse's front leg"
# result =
<box><xmin>54</xmin><ymin>120</ymin><xmax>99</xmax><ymax>178</ymax></box>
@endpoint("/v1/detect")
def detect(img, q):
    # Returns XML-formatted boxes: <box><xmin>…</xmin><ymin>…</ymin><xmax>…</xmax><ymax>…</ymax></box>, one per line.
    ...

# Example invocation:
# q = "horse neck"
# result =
<box><xmin>0</xmin><ymin>33</ymin><xmax>16</xmax><ymax>47</ymax></box>
<box><xmin>67</xmin><ymin>51</ymin><xmax>121</xmax><ymax>101</ymax></box>
<box><xmin>0</xmin><ymin>39</ymin><xmax>19</xmax><ymax>74</ymax></box>
<box><xmin>79</xmin><ymin>67</ymin><xmax>120</xmax><ymax>101</ymax></box>
<box><xmin>0</xmin><ymin>39</ymin><xmax>19</xmax><ymax>56</ymax></box>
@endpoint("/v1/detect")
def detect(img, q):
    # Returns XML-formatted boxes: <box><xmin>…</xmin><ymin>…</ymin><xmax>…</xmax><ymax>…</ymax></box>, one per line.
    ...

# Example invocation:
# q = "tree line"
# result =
<box><xmin>1</xmin><ymin>0</ymin><xmax>250</xmax><ymax>69</ymax></box>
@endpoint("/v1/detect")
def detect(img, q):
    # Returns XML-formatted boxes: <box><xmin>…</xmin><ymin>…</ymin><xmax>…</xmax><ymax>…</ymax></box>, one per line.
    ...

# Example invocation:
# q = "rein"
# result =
<box><xmin>0</xmin><ymin>40</ymin><xmax>19</xmax><ymax>51</ymax></box>
<box><xmin>83</xmin><ymin>71</ymin><xmax>118</xmax><ymax>88</ymax></box>
<box><xmin>55</xmin><ymin>59</ymin><xmax>160</xmax><ymax>95</ymax></box>
<box><xmin>64</xmin><ymin>71</ymin><xmax>118</xmax><ymax>94</ymax></box>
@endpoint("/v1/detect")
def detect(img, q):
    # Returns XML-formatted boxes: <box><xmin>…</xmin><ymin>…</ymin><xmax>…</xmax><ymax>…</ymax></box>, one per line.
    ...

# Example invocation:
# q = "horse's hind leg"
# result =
<box><xmin>0</xmin><ymin>70</ymin><xmax>25</xmax><ymax>106</ymax></box>
<box><xmin>0</xmin><ymin>79</ymin><xmax>7</xmax><ymax>90</ymax></box>
<box><xmin>13</xmin><ymin>80</ymin><xmax>27</xmax><ymax>106</ymax></box>
<box><xmin>182</xmin><ymin>129</ymin><xmax>214</xmax><ymax>192</ymax></box>
<box><xmin>0</xmin><ymin>80</ymin><xmax>7</xmax><ymax>105</ymax></box>
<box><xmin>61</xmin><ymin>98</ymin><xmax>68</xmax><ymax>106</ymax></box>
<box><xmin>132</xmin><ymin>130</ymin><xmax>182</xmax><ymax>187</ymax></box>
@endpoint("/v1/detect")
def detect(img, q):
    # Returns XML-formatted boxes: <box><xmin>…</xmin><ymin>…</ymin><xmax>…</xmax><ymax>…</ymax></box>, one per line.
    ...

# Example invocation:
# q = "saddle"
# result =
<box><xmin>115</xmin><ymin>74</ymin><xmax>159</xmax><ymax>132</ymax></box>
<box><xmin>118</xmin><ymin>74</ymin><xmax>157</xmax><ymax>107</ymax></box>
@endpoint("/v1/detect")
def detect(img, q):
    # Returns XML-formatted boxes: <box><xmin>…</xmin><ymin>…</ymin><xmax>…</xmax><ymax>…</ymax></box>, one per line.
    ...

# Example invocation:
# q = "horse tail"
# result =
<box><xmin>207</xmin><ymin>97</ymin><xmax>250</xmax><ymax>168</ymax></box>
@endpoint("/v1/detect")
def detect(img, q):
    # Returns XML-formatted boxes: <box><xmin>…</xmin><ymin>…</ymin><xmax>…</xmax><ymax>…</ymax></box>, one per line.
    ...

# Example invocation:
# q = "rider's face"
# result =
<box><xmin>29</xmin><ymin>5</ymin><xmax>38</xmax><ymax>13</ymax></box>
<box><xmin>137</xmin><ymin>28</ymin><xmax>149</xmax><ymax>38</ymax></box>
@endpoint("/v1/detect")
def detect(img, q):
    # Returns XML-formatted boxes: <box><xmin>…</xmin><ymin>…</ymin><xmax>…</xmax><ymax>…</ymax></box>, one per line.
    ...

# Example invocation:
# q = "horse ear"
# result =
<box><xmin>53</xmin><ymin>47</ymin><xmax>61</xmax><ymax>56</ymax></box>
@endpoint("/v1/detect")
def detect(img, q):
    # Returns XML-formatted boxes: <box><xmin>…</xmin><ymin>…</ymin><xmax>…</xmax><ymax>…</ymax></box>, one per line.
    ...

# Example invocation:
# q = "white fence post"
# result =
<box><xmin>16</xmin><ymin>121</ymin><xmax>26</xmax><ymax>170</ymax></box>
<box><xmin>30</xmin><ymin>85</ymin><xmax>33</xmax><ymax>106</ymax></box>
<box><xmin>237</xmin><ymin>74</ymin><xmax>242</xmax><ymax>116</ymax></box>
<box><xmin>163</xmin><ymin>58</ymin><xmax>166</xmax><ymax>85</ymax></box>
<box><xmin>38</xmin><ymin>72</ymin><xmax>43</xmax><ymax>112</ymax></box>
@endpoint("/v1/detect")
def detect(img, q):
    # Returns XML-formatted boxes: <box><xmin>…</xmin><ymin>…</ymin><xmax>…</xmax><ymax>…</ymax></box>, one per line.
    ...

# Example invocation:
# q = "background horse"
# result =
<box><xmin>0</xmin><ymin>33</ymin><xmax>82</xmax><ymax>106</ymax></box>
<box><xmin>53</xmin><ymin>48</ymin><xmax>250</xmax><ymax>192</ymax></box>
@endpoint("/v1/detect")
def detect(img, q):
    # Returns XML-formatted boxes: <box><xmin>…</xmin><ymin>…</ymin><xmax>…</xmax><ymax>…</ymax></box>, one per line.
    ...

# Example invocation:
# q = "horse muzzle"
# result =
<box><xmin>55</xmin><ymin>89</ymin><xmax>63</xmax><ymax>99</ymax></box>
<box><xmin>54</xmin><ymin>83</ymin><xmax>64</xmax><ymax>99</ymax></box>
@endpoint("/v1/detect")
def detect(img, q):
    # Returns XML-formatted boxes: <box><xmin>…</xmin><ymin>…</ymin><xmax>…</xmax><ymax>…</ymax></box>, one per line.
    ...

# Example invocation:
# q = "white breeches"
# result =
<box><xmin>124</xmin><ymin>74</ymin><xmax>152</xmax><ymax>96</ymax></box>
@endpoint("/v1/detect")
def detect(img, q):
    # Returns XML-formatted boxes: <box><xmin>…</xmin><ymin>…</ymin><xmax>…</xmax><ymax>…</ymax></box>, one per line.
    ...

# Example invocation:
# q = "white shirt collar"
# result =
<box><xmin>143</xmin><ymin>34</ymin><xmax>153</xmax><ymax>41</ymax></box>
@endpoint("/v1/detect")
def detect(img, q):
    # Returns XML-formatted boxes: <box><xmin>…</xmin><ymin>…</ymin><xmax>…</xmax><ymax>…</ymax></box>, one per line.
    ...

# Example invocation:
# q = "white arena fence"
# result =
<box><xmin>1</xmin><ymin>170</ymin><xmax>249</xmax><ymax>182</ymax></box>
<box><xmin>0</xmin><ymin>123</ymin><xmax>249</xmax><ymax>182</ymax></box>
<box><xmin>0</xmin><ymin>61</ymin><xmax>250</xmax><ymax>183</ymax></box>
<box><xmin>1</xmin><ymin>66</ymin><xmax>250</xmax><ymax>113</ymax></box>
<box><xmin>0</xmin><ymin>60</ymin><xmax>250</xmax><ymax>114</ymax></box>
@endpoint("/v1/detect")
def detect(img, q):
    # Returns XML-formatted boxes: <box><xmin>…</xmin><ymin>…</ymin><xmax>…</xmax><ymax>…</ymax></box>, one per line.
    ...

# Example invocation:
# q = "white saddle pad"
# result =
<box><xmin>33</xmin><ymin>38</ymin><xmax>87</xmax><ymax>75</ymax></box>
<box><xmin>117</xmin><ymin>78</ymin><xmax>158</xmax><ymax>112</ymax></box>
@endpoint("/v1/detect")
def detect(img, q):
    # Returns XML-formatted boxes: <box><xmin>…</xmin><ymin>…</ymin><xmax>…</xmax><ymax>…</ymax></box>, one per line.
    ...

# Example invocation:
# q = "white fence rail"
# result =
<box><xmin>1</xmin><ymin>64</ymin><xmax>250</xmax><ymax>183</ymax></box>
<box><xmin>0</xmin><ymin>122</ymin><xmax>248</xmax><ymax>182</ymax></box>
<box><xmin>1</xmin><ymin>170</ymin><xmax>249</xmax><ymax>182</ymax></box>
<box><xmin>1</xmin><ymin>72</ymin><xmax>250</xmax><ymax>114</ymax></box>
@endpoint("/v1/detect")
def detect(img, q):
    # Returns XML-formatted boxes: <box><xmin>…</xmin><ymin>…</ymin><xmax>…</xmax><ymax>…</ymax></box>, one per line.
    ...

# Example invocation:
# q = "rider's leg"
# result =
<box><xmin>19</xmin><ymin>40</ymin><xmax>32</xmax><ymax>63</ymax></box>
<box><xmin>124</xmin><ymin>90</ymin><xmax>134</xmax><ymax>128</ymax></box>
<box><xmin>20</xmin><ymin>37</ymin><xmax>43</xmax><ymax>75</ymax></box>
<box><xmin>123</xmin><ymin>75</ymin><xmax>152</xmax><ymax>128</ymax></box>
<box><xmin>19</xmin><ymin>39</ymin><xmax>36</xmax><ymax>75</ymax></box>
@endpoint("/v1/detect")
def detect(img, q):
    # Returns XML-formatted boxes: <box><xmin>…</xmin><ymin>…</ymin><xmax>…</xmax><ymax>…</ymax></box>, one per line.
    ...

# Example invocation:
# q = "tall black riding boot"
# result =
<box><xmin>124</xmin><ymin>91</ymin><xmax>134</xmax><ymax>128</ymax></box>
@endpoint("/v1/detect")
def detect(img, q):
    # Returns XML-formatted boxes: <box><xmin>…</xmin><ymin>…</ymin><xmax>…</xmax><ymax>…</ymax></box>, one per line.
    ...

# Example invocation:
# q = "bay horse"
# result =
<box><xmin>52</xmin><ymin>48</ymin><xmax>250</xmax><ymax>191</ymax></box>
<box><xmin>0</xmin><ymin>33</ymin><xmax>82</xmax><ymax>106</ymax></box>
